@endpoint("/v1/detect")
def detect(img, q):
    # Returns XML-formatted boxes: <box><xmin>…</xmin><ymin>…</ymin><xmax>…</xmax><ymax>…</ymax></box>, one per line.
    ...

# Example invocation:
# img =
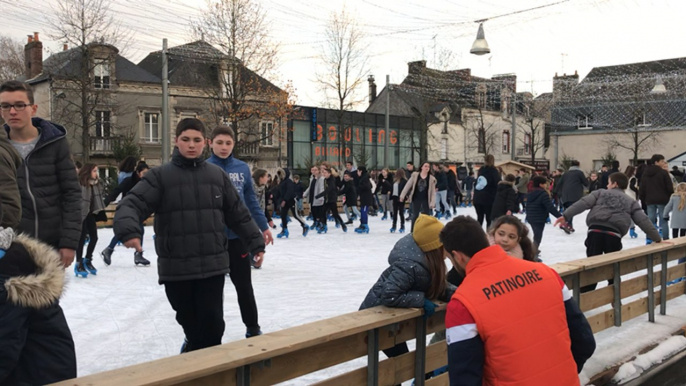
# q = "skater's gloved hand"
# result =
<box><xmin>423</xmin><ymin>299</ymin><xmax>436</xmax><ymax>319</ymax></box>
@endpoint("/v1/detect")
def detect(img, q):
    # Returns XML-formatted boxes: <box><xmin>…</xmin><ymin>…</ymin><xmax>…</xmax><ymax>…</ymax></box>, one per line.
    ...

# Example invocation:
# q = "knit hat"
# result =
<box><xmin>412</xmin><ymin>214</ymin><xmax>444</xmax><ymax>252</ymax></box>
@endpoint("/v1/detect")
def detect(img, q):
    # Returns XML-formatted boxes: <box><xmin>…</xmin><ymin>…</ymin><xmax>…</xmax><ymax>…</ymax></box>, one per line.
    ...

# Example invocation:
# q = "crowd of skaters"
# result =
<box><xmin>0</xmin><ymin>77</ymin><xmax>684</xmax><ymax>386</ymax></box>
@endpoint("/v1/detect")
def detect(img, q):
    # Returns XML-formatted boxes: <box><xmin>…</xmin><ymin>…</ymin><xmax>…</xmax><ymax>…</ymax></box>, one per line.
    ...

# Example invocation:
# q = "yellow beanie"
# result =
<box><xmin>412</xmin><ymin>214</ymin><xmax>444</xmax><ymax>252</ymax></box>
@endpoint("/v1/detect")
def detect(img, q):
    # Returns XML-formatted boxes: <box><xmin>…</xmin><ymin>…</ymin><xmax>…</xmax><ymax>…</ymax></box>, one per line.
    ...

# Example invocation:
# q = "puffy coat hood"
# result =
<box><xmin>2</xmin><ymin>233</ymin><xmax>65</xmax><ymax>309</ymax></box>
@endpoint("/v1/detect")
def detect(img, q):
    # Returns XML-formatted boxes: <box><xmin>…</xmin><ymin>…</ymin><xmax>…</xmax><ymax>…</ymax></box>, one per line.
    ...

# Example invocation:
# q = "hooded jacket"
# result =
<box><xmin>0</xmin><ymin>130</ymin><xmax>21</xmax><ymax>230</ymax></box>
<box><xmin>359</xmin><ymin>234</ymin><xmax>456</xmax><ymax>310</ymax></box>
<box><xmin>0</xmin><ymin>231</ymin><xmax>76</xmax><ymax>385</ymax></box>
<box><xmin>557</xmin><ymin>166</ymin><xmax>589</xmax><ymax>204</ymax></box>
<box><xmin>207</xmin><ymin>154</ymin><xmax>269</xmax><ymax>238</ymax></box>
<box><xmin>114</xmin><ymin>148</ymin><xmax>265</xmax><ymax>283</ymax></box>
<box><xmin>526</xmin><ymin>188</ymin><xmax>562</xmax><ymax>224</ymax></box>
<box><xmin>564</xmin><ymin>188</ymin><xmax>661</xmax><ymax>240</ymax></box>
<box><xmin>490</xmin><ymin>181</ymin><xmax>519</xmax><ymax>221</ymax></box>
<box><xmin>5</xmin><ymin>118</ymin><xmax>81</xmax><ymax>250</ymax></box>
<box><xmin>639</xmin><ymin>164</ymin><xmax>674</xmax><ymax>205</ymax></box>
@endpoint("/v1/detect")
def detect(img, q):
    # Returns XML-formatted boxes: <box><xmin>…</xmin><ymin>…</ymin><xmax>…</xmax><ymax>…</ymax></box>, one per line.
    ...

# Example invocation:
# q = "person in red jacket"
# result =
<box><xmin>440</xmin><ymin>216</ymin><xmax>595</xmax><ymax>386</ymax></box>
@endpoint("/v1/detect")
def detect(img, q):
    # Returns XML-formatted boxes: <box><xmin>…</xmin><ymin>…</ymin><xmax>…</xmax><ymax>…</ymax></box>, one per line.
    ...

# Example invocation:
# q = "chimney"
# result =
<box><xmin>63</xmin><ymin>43</ymin><xmax>69</xmax><ymax>51</ymax></box>
<box><xmin>408</xmin><ymin>60</ymin><xmax>427</xmax><ymax>75</ymax></box>
<box><xmin>368</xmin><ymin>75</ymin><xmax>377</xmax><ymax>105</ymax></box>
<box><xmin>24</xmin><ymin>31</ymin><xmax>43</xmax><ymax>80</ymax></box>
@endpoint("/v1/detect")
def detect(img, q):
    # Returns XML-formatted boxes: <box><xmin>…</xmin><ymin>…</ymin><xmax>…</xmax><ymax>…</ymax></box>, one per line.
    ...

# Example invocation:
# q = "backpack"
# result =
<box><xmin>475</xmin><ymin>175</ymin><xmax>488</xmax><ymax>191</ymax></box>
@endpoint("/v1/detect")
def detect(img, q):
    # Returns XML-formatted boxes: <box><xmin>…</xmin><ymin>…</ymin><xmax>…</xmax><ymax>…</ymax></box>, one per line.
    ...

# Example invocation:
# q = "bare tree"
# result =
<box><xmin>0</xmin><ymin>35</ymin><xmax>24</xmax><ymax>83</ymax></box>
<box><xmin>463</xmin><ymin>106</ymin><xmax>498</xmax><ymax>157</ymax></box>
<box><xmin>316</xmin><ymin>7</ymin><xmax>370</xmax><ymax>165</ymax></box>
<box><xmin>48</xmin><ymin>0</ymin><xmax>128</xmax><ymax>162</ymax></box>
<box><xmin>517</xmin><ymin>95</ymin><xmax>551</xmax><ymax>162</ymax></box>
<box><xmin>193</xmin><ymin>0</ymin><xmax>283</xmax><ymax>142</ymax></box>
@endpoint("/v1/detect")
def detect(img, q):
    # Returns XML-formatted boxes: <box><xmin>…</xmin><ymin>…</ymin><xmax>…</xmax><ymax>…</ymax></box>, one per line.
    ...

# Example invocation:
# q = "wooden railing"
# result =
<box><xmin>52</xmin><ymin>238</ymin><xmax>686</xmax><ymax>386</ymax></box>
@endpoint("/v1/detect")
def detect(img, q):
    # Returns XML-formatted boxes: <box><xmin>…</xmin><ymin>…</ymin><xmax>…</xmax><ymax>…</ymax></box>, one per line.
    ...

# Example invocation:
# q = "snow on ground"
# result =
<box><xmin>60</xmin><ymin>207</ymin><xmax>686</xmax><ymax>384</ymax></box>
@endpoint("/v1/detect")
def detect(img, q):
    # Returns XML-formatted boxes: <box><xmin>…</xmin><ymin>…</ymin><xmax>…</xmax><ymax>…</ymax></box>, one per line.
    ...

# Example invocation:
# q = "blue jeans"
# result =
<box><xmin>647</xmin><ymin>204</ymin><xmax>669</xmax><ymax>240</ymax></box>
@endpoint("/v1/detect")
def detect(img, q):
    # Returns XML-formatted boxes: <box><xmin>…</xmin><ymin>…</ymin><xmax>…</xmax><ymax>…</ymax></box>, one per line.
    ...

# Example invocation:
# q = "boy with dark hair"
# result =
<box><xmin>1</xmin><ymin>80</ymin><xmax>80</xmax><ymax>266</ymax></box>
<box><xmin>206</xmin><ymin>125</ymin><xmax>273</xmax><ymax>338</ymax></box>
<box><xmin>441</xmin><ymin>216</ymin><xmax>595</xmax><ymax>386</ymax></box>
<box><xmin>526</xmin><ymin>175</ymin><xmax>562</xmax><ymax>251</ymax></box>
<box><xmin>114</xmin><ymin>118</ymin><xmax>265</xmax><ymax>351</ymax></box>
<box><xmin>555</xmin><ymin>172</ymin><xmax>663</xmax><ymax>291</ymax></box>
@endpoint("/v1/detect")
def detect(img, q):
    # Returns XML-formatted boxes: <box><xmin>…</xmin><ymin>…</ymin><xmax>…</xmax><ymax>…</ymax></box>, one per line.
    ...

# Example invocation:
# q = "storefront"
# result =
<box><xmin>288</xmin><ymin>106</ymin><xmax>424</xmax><ymax>170</ymax></box>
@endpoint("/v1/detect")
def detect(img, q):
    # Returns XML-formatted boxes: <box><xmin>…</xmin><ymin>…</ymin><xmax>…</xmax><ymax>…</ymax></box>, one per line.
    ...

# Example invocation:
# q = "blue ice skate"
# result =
<box><xmin>74</xmin><ymin>261</ymin><xmax>88</xmax><ymax>278</ymax></box>
<box><xmin>277</xmin><ymin>229</ymin><xmax>289</xmax><ymax>238</ymax></box>
<box><xmin>629</xmin><ymin>228</ymin><xmax>638</xmax><ymax>238</ymax></box>
<box><xmin>354</xmin><ymin>224</ymin><xmax>370</xmax><ymax>234</ymax></box>
<box><xmin>302</xmin><ymin>225</ymin><xmax>310</xmax><ymax>237</ymax></box>
<box><xmin>317</xmin><ymin>225</ymin><xmax>328</xmax><ymax>234</ymax></box>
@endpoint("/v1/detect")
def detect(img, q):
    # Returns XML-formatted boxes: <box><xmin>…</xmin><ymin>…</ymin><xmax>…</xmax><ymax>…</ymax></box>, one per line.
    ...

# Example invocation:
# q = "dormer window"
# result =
<box><xmin>94</xmin><ymin>61</ymin><xmax>110</xmax><ymax>89</ymax></box>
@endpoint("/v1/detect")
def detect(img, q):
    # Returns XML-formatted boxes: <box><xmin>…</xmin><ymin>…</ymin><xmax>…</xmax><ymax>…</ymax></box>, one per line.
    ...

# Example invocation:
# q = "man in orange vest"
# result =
<box><xmin>441</xmin><ymin>216</ymin><xmax>595</xmax><ymax>386</ymax></box>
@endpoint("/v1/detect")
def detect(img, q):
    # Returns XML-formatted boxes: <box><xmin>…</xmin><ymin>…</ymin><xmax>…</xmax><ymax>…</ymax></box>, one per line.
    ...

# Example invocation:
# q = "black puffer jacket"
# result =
<box><xmin>491</xmin><ymin>181</ymin><xmax>519</xmax><ymax>221</ymax></box>
<box><xmin>358</xmin><ymin>172</ymin><xmax>375</xmax><ymax>207</ymax></box>
<box><xmin>0</xmin><ymin>232</ymin><xmax>76</xmax><ymax>385</ymax></box>
<box><xmin>114</xmin><ymin>149</ymin><xmax>265</xmax><ymax>283</ymax></box>
<box><xmin>5</xmin><ymin>118</ymin><xmax>81</xmax><ymax>250</ymax></box>
<box><xmin>360</xmin><ymin>234</ymin><xmax>456</xmax><ymax>310</ymax></box>
<box><xmin>526</xmin><ymin>188</ymin><xmax>562</xmax><ymax>224</ymax></box>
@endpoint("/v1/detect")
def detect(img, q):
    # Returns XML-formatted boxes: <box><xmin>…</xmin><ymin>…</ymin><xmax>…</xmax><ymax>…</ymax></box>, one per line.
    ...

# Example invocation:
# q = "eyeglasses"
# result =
<box><xmin>0</xmin><ymin>103</ymin><xmax>32</xmax><ymax>111</ymax></box>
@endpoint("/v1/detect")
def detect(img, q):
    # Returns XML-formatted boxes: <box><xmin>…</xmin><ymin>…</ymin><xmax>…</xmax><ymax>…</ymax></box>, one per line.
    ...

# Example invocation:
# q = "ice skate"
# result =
<box><xmin>83</xmin><ymin>258</ymin><xmax>97</xmax><ymax>275</ymax></box>
<box><xmin>101</xmin><ymin>247</ymin><xmax>113</xmax><ymax>266</ymax></box>
<box><xmin>74</xmin><ymin>261</ymin><xmax>88</xmax><ymax>278</ymax></box>
<box><xmin>134</xmin><ymin>251</ymin><xmax>151</xmax><ymax>266</ymax></box>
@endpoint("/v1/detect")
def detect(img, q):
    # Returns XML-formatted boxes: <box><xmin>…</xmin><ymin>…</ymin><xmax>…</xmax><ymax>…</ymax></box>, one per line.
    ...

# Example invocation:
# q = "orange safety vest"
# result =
<box><xmin>453</xmin><ymin>245</ymin><xmax>579</xmax><ymax>386</ymax></box>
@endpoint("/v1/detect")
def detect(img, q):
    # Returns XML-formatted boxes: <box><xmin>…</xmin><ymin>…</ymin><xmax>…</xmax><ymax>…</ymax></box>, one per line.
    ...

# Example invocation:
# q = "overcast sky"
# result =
<box><xmin>4</xmin><ymin>0</ymin><xmax>685</xmax><ymax>108</ymax></box>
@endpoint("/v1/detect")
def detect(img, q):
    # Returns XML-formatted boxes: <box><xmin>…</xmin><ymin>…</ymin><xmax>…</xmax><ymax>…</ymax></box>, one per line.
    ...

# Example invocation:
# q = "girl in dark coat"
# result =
<box><xmin>390</xmin><ymin>169</ymin><xmax>408</xmax><ymax>233</ymax></box>
<box><xmin>355</xmin><ymin>167</ymin><xmax>374</xmax><ymax>233</ymax></box>
<box><xmin>360</xmin><ymin>215</ymin><xmax>455</xmax><ymax>365</ymax></box>
<box><xmin>490</xmin><ymin>174</ymin><xmax>519</xmax><ymax>222</ymax></box>
<box><xmin>473</xmin><ymin>155</ymin><xmax>501</xmax><ymax>228</ymax></box>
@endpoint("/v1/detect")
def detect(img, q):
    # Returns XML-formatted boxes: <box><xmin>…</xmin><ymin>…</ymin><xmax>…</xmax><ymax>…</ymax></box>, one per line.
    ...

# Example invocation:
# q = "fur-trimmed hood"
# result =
<box><xmin>2</xmin><ymin>234</ymin><xmax>65</xmax><ymax>309</ymax></box>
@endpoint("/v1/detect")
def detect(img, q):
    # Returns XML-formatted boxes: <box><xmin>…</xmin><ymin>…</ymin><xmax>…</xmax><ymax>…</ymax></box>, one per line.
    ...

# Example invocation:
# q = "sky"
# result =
<box><xmin>3</xmin><ymin>0</ymin><xmax>686</xmax><ymax>108</ymax></box>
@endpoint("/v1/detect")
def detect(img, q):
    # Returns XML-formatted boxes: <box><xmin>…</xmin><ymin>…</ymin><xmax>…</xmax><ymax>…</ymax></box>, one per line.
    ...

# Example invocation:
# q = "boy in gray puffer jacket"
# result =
<box><xmin>555</xmin><ymin>172</ymin><xmax>662</xmax><ymax>292</ymax></box>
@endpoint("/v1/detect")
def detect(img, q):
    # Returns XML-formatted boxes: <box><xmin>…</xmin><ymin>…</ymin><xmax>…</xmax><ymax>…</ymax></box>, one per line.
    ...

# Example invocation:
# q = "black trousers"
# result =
<box><xmin>323</xmin><ymin>201</ymin><xmax>344</xmax><ymax>227</ymax></box>
<box><xmin>281</xmin><ymin>199</ymin><xmax>306</xmax><ymax>229</ymax></box>
<box><xmin>164</xmin><ymin>274</ymin><xmax>226</xmax><ymax>352</ymax></box>
<box><xmin>391</xmin><ymin>197</ymin><xmax>405</xmax><ymax>229</ymax></box>
<box><xmin>227</xmin><ymin>239</ymin><xmax>260</xmax><ymax>332</ymax></box>
<box><xmin>474</xmin><ymin>202</ymin><xmax>493</xmax><ymax>228</ymax></box>
<box><xmin>530</xmin><ymin>222</ymin><xmax>545</xmax><ymax>248</ymax></box>
<box><xmin>411</xmin><ymin>198</ymin><xmax>432</xmax><ymax>232</ymax></box>
<box><xmin>76</xmin><ymin>213</ymin><xmax>98</xmax><ymax>262</ymax></box>
<box><xmin>581</xmin><ymin>231</ymin><xmax>622</xmax><ymax>293</ymax></box>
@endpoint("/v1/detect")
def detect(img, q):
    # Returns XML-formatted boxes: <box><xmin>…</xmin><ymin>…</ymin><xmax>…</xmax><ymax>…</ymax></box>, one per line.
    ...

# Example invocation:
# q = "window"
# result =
<box><xmin>478</xmin><ymin>128</ymin><xmax>486</xmax><ymax>154</ymax></box>
<box><xmin>440</xmin><ymin>138</ymin><xmax>448</xmax><ymax>160</ymax></box>
<box><xmin>94</xmin><ymin>61</ymin><xmax>110</xmax><ymax>89</ymax></box>
<box><xmin>144</xmin><ymin>113</ymin><xmax>159</xmax><ymax>143</ymax></box>
<box><xmin>260</xmin><ymin>121</ymin><xmax>274</xmax><ymax>146</ymax></box>
<box><xmin>502</xmin><ymin>130</ymin><xmax>510</xmax><ymax>154</ymax></box>
<box><xmin>524</xmin><ymin>133</ymin><xmax>532</xmax><ymax>155</ymax></box>
<box><xmin>95</xmin><ymin>111</ymin><xmax>111</xmax><ymax>137</ymax></box>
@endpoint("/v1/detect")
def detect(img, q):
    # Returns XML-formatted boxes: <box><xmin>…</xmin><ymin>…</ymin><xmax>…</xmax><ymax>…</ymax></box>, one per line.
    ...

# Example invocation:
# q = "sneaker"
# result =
<box><xmin>101</xmin><ymin>248</ymin><xmax>113</xmax><ymax>266</ymax></box>
<box><xmin>83</xmin><ymin>258</ymin><xmax>97</xmax><ymax>275</ymax></box>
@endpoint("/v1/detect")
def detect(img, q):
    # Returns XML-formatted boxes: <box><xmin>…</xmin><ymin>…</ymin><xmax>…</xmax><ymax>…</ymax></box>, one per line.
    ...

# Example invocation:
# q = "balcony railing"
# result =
<box><xmin>90</xmin><ymin>136</ymin><xmax>120</xmax><ymax>155</ymax></box>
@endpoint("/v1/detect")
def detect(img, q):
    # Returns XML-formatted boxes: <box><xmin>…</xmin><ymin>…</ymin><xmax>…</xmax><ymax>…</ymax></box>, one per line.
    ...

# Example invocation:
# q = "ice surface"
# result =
<box><xmin>59</xmin><ymin>207</ymin><xmax>686</xmax><ymax>384</ymax></box>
